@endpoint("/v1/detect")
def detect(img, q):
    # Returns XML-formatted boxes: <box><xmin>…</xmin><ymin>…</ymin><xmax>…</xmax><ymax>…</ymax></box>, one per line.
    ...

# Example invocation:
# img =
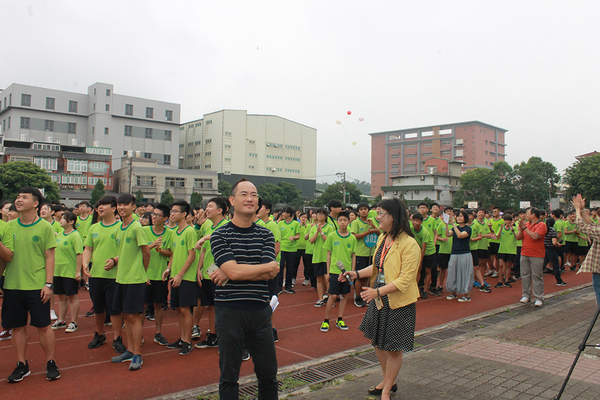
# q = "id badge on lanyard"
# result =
<box><xmin>377</xmin><ymin>236</ymin><xmax>392</xmax><ymax>285</ymax></box>
<box><xmin>377</xmin><ymin>271</ymin><xmax>386</xmax><ymax>284</ymax></box>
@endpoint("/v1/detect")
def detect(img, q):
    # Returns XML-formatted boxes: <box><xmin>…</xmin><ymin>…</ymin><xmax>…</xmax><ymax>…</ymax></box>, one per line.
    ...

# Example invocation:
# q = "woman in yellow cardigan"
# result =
<box><xmin>343</xmin><ymin>198</ymin><xmax>420</xmax><ymax>400</ymax></box>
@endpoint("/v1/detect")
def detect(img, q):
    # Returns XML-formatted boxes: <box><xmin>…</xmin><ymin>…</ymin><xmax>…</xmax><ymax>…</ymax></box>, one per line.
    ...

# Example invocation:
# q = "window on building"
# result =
<box><xmin>9</xmin><ymin>93</ymin><xmax>11</xmax><ymax>105</ymax></box>
<box><xmin>406</xmin><ymin>144</ymin><xmax>416</xmax><ymax>148</ymax></box>
<box><xmin>422</xmin><ymin>142</ymin><xmax>432</xmax><ymax>147</ymax></box>
<box><xmin>205</xmin><ymin>152</ymin><xmax>211</xmax><ymax>156</ymax></box>
<box><xmin>205</xmin><ymin>120</ymin><xmax>212</xmax><ymax>125</ymax></box>
<box><xmin>62</xmin><ymin>175</ymin><xmax>87</xmax><ymax>185</ymax></box>
<box><xmin>144</xmin><ymin>152</ymin><xmax>152</xmax><ymax>159</ymax></box>
<box><xmin>104</xmin><ymin>127</ymin><xmax>109</xmax><ymax>135</ymax></box>
<box><xmin>194</xmin><ymin>178</ymin><xmax>213</xmax><ymax>189</ymax></box>
<box><xmin>93</xmin><ymin>103</ymin><xmax>96</xmax><ymax>111</ymax></box>
<box><xmin>105</xmin><ymin>104</ymin><xmax>110</xmax><ymax>112</ymax></box>
<box><xmin>69</xmin><ymin>101</ymin><xmax>78</xmax><ymax>113</ymax></box>
<box><xmin>225</xmin><ymin>132</ymin><xmax>232</xmax><ymax>136</ymax></box>
<box><xmin>441</xmin><ymin>150</ymin><xmax>451</xmax><ymax>156</ymax></box>
<box><xmin>165</xmin><ymin>110</ymin><xmax>173</xmax><ymax>121</ymax></box>
<box><xmin>405</xmin><ymin>133</ymin><xmax>417</xmax><ymax>139</ymax></box>
<box><xmin>45</xmin><ymin>97</ymin><xmax>55</xmax><ymax>110</ymax></box>
<box><xmin>205</xmin><ymin>139</ymin><xmax>212</xmax><ymax>144</ymax></box>
<box><xmin>164</xmin><ymin>155</ymin><xmax>171</xmax><ymax>165</ymax></box>
<box><xmin>125</xmin><ymin>104</ymin><xmax>133</xmax><ymax>116</ymax></box>
<box><xmin>406</xmin><ymin>153</ymin><xmax>416</xmax><ymax>158</ymax></box>
<box><xmin>422</xmin><ymin>131</ymin><xmax>433</xmax><ymax>137</ymax></box>
<box><xmin>21</xmin><ymin>94</ymin><xmax>31</xmax><ymax>107</ymax></box>
<box><xmin>124</xmin><ymin>125</ymin><xmax>132</xmax><ymax>136</ymax></box>
<box><xmin>224</xmin><ymin>158</ymin><xmax>231</xmax><ymax>162</ymax></box>
<box><xmin>204</xmin><ymin>164</ymin><xmax>211</xmax><ymax>169</ymax></box>
<box><xmin>45</xmin><ymin>120</ymin><xmax>54</xmax><ymax>132</ymax></box>
<box><xmin>422</xmin><ymin>152</ymin><xmax>433</xmax><ymax>157</ymax></box>
<box><xmin>33</xmin><ymin>143</ymin><xmax>60</xmax><ymax>151</ymax></box>
<box><xmin>391</xmin><ymin>154</ymin><xmax>399</xmax><ymax>159</ymax></box>
<box><xmin>145</xmin><ymin>128</ymin><xmax>152</xmax><ymax>139</ymax></box>
<box><xmin>456</xmin><ymin>149</ymin><xmax>464</xmax><ymax>157</ymax></box>
<box><xmin>20</xmin><ymin>117</ymin><xmax>30</xmax><ymax>129</ymax></box>
<box><xmin>88</xmin><ymin>177</ymin><xmax>108</xmax><ymax>186</ymax></box>
<box><xmin>164</xmin><ymin>130</ymin><xmax>172</xmax><ymax>141</ymax></box>
<box><xmin>165</xmin><ymin>177</ymin><xmax>185</xmax><ymax>188</ymax></box>
<box><xmin>66</xmin><ymin>159</ymin><xmax>87</xmax><ymax>172</ymax></box>
<box><xmin>68</xmin><ymin>122</ymin><xmax>77</xmax><ymax>134</ymax></box>
<box><xmin>106</xmin><ymin>89</ymin><xmax>111</xmax><ymax>96</ymax></box>
<box><xmin>136</xmin><ymin>176</ymin><xmax>155</xmax><ymax>186</ymax></box>
<box><xmin>441</xmin><ymin>140</ymin><xmax>451</xmax><ymax>146</ymax></box>
<box><xmin>225</xmin><ymin>144</ymin><xmax>231</xmax><ymax>148</ymax></box>
<box><xmin>391</xmin><ymin>163</ymin><xmax>399</xmax><ymax>168</ymax></box>
<box><xmin>146</xmin><ymin>107</ymin><xmax>153</xmax><ymax>118</ymax></box>
<box><xmin>88</xmin><ymin>162</ymin><xmax>108</xmax><ymax>172</ymax></box>
<box><xmin>392</xmin><ymin>145</ymin><xmax>399</xmax><ymax>149</ymax></box>
<box><xmin>7</xmin><ymin>117</ymin><xmax>10</xmax><ymax>129</ymax></box>
<box><xmin>248</xmin><ymin>140</ymin><xmax>256</xmax><ymax>144</ymax></box>
<box><xmin>34</xmin><ymin>157</ymin><xmax>58</xmax><ymax>171</ymax></box>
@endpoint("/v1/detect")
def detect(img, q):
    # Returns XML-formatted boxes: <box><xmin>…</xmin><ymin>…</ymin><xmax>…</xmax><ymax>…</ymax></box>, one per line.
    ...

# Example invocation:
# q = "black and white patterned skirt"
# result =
<box><xmin>358</xmin><ymin>281</ymin><xmax>416</xmax><ymax>353</ymax></box>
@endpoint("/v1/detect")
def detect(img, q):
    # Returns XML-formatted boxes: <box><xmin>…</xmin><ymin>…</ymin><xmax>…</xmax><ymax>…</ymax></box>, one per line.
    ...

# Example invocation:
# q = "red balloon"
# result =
<box><xmin>347</xmin><ymin>111</ymin><xmax>351</xmax><ymax>115</ymax></box>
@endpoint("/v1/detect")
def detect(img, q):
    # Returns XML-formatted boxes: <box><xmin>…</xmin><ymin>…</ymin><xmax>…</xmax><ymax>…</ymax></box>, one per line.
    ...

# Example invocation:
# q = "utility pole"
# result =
<box><xmin>336</xmin><ymin>172</ymin><xmax>346</xmax><ymax>204</ymax></box>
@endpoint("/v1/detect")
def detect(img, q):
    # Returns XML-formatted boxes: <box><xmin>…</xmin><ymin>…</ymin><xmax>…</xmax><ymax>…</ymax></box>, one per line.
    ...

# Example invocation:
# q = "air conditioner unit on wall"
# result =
<box><xmin>420</xmin><ymin>176</ymin><xmax>425</xmax><ymax>180</ymax></box>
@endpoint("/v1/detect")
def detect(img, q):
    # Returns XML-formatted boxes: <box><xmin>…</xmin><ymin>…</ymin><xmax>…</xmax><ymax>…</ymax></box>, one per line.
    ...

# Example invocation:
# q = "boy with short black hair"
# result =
<box><xmin>0</xmin><ymin>187</ymin><xmax>60</xmax><ymax>382</ymax></box>
<box><xmin>320</xmin><ymin>211</ymin><xmax>356</xmax><ymax>332</ymax></box>
<box><xmin>327</xmin><ymin>199</ymin><xmax>343</xmax><ymax>230</ymax></box>
<box><xmin>163</xmin><ymin>200</ymin><xmax>199</xmax><ymax>355</ymax></box>
<box><xmin>350</xmin><ymin>203</ymin><xmax>380</xmax><ymax>307</ymax></box>
<box><xmin>494</xmin><ymin>214</ymin><xmax>518</xmax><ymax>288</ymax></box>
<box><xmin>278</xmin><ymin>207</ymin><xmax>300</xmax><ymax>294</ymax></box>
<box><xmin>435</xmin><ymin>208</ymin><xmax>455</xmax><ymax>292</ymax></box>
<box><xmin>310</xmin><ymin>208</ymin><xmax>335</xmax><ymax>306</ymax></box>
<box><xmin>110</xmin><ymin>194</ymin><xmax>150</xmax><ymax>370</ymax></box>
<box><xmin>76</xmin><ymin>201</ymin><xmax>93</xmax><ymax>241</ymax></box>
<box><xmin>411</xmin><ymin>213</ymin><xmax>436</xmax><ymax>299</ymax></box>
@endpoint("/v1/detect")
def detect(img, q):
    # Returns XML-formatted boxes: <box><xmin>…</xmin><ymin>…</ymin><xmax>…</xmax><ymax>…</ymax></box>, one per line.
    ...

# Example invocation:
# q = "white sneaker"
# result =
<box><xmin>520</xmin><ymin>296</ymin><xmax>530</xmax><ymax>304</ymax></box>
<box><xmin>65</xmin><ymin>322</ymin><xmax>78</xmax><ymax>333</ymax></box>
<box><xmin>484</xmin><ymin>271</ymin><xmax>494</xmax><ymax>277</ymax></box>
<box><xmin>50</xmin><ymin>310</ymin><xmax>58</xmax><ymax>320</ymax></box>
<box><xmin>535</xmin><ymin>300</ymin><xmax>543</xmax><ymax>307</ymax></box>
<box><xmin>302</xmin><ymin>279</ymin><xmax>310</xmax><ymax>286</ymax></box>
<box><xmin>491</xmin><ymin>271</ymin><xmax>498</xmax><ymax>278</ymax></box>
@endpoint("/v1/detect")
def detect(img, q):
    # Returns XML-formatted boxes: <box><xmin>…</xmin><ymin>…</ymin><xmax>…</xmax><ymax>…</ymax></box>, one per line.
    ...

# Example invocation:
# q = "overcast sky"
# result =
<box><xmin>3</xmin><ymin>1</ymin><xmax>598</xmax><ymax>184</ymax></box>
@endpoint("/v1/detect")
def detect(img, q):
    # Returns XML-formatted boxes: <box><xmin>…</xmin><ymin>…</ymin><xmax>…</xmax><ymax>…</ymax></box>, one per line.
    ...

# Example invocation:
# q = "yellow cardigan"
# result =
<box><xmin>370</xmin><ymin>231</ymin><xmax>421</xmax><ymax>309</ymax></box>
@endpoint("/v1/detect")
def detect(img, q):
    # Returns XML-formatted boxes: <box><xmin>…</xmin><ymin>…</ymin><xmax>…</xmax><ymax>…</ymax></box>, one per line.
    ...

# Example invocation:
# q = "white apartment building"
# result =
<box><xmin>0</xmin><ymin>82</ymin><xmax>180</xmax><ymax>170</ymax></box>
<box><xmin>180</xmin><ymin>110</ymin><xmax>317</xmax><ymax>197</ymax></box>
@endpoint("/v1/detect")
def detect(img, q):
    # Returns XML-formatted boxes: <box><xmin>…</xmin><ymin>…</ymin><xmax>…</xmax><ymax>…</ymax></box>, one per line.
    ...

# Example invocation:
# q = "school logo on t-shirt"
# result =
<box><xmin>110</xmin><ymin>234</ymin><xmax>115</xmax><ymax>239</ymax></box>
<box><xmin>334</xmin><ymin>241</ymin><xmax>340</xmax><ymax>246</ymax></box>
<box><xmin>32</xmin><ymin>235</ymin><xmax>40</xmax><ymax>242</ymax></box>
<box><xmin>126</xmin><ymin>237</ymin><xmax>131</xmax><ymax>243</ymax></box>
<box><xmin>180</xmin><ymin>240</ymin><xmax>185</xmax><ymax>246</ymax></box>
<box><xmin>56</xmin><ymin>238</ymin><xmax>61</xmax><ymax>244</ymax></box>
<box><xmin>63</xmin><ymin>241</ymin><xmax>69</xmax><ymax>246</ymax></box>
<box><xmin>92</xmin><ymin>233</ymin><xmax>99</xmax><ymax>239</ymax></box>
<box><xmin>347</xmin><ymin>243</ymin><xmax>352</xmax><ymax>248</ymax></box>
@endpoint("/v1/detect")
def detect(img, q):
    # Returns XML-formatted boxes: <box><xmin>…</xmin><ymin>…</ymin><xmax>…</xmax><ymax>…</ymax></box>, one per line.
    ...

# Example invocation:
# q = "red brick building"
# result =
<box><xmin>370</xmin><ymin>121</ymin><xmax>507</xmax><ymax>195</ymax></box>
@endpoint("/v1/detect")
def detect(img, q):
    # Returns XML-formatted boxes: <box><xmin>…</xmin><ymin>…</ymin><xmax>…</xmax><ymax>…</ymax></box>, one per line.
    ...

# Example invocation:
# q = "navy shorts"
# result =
<box><xmin>437</xmin><ymin>253</ymin><xmax>451</xmax><ymax>270</ymax></box>
<box><xmin>89</xmin><ymin>277</ymin><xmax>119</xmax><ymax>315</ymax></box>
<box><xmin>471</xmin><ymin>250</ymin><xmax>479</xmax><ymax>267</ymax></box>
<box><xmin>489</xmin><ymin>242</ymin><xmax>500</xmax><ymax>256</ymax></box>
<box><xmin>578</xmin><ymin>245</ymin><xmax>589</xmax><ymax>256</ymax></box>
<box><xmin>477</xmin><ymin>249</ymin><xmax>490</xmax><ymax>260</ymax></box>
<box><xmin>565</xmin><ymin>242</ymin><xmax>579</xmax><ymax>254</ymax></box>
<box><xmin>328</xmin><ymin>273</ymin><xmax>350</xmax><ymax>296</ymax></box>
<box><xmin>145</xmin><ymin>280</ymin><xmax>168</xmax><ymax>305</ymax></box>
<box><xmin>1</xmin><ymin>289</ymin><xmax>51</xmax><ymax>329</ymax></box>
<box><xmin>498</xmin><ymin>253</ymin><xmax>515</xmax><ymax>262</ymax></box>
<box><xmin>198</xmin><ymin>279</ymin><xmax>216</xmax><ymax>306</ymax></box>
<box><xmin>113</xmin><ymin>283</ymin><xmax>146</xmax><ymax>314</ymax></box>
<box><xmin>422</xmin><ymin>254</ymin><xmax>436</xmax><ymax>269</ymax></box>
<box><xmin>355</xmin><ymin>256</ymin><xmax>372</xmax><ymax>272</ymax></box>
<box><xmin>53</xmin><ymin>276</ymin><xmax>79</xmax><ymax>296</ymax></box>
<box><xmin>170</xmin><ymin>280</ymin><xmax>198</xmax><ymax>308</ymax></box>
<box><xmin>313</xmin><ymin>262</ymin><xmax>327</xmax><ymax>277</ymax></box>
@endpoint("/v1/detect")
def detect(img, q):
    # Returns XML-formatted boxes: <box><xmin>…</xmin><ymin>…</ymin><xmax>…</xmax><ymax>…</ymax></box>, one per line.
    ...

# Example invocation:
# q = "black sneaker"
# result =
<box><xmin>283</xmin><ymin>288</ymin><xmax>295</xmax><ymax>294</ymax></box>
<box><xmin>154</xmin><ymin>333</ymin><xmax>169</xmax><ymax>346</ymax></box>
<box><xmin>494</xmin><ymin>282</ymin><xmax>504</xmax><ymax>288</ymax></box>
<box><xmin>7</xmin><ymin>361</ymin><xmax>30</xmax><ymax>383</ymax></box>
<box><xmin>273</xmin><ymin>328</ymin><xmax>279</xmax><ymax>343</ymax></box>
<box><xmin>429</xmin><ymin>288</ymin><xmax>441</xmax><ymax>296</ymax></box>
<box><xmin>179</xmin><ymin>341</ymin><xmax>193</xmax><ymax>356</ymax></box>
<box><xmin>112</xmin><ymin>336</ymin><xmax>127</xmax><ymax>353</ymax></box>
<box><xmin>46</xmin><ymin>360</ymin><xmax>60</xmax><ymax>381</ymax></box>
<box><xmin>242</xmin><ymin>348</ymin><xmax>250</xmax><ymax>361</ymax></box>
<box><xmin>556</xmin><ymin>281</ymin><xmax>567</xmax><ymax>287</ymax></box>
<box><xmin>420</xmin><ymin>290</ymin><xmax>428</xmax><ymax>299</ymax></box>
<box><xmin>479</xmin><ymin>286</ymin><xmax>492</xmax><ymax>293</ymax></box>
<box><xmin>507</xmin><ymin>277</ymin><xmax>516</xmax><ymax>283</ymax></box>
<box><xmin>503</xmin><ymin>282</ymin><xmax>513</xmax><ymax>288</ymax></box>
<box><xmin>88</xmin><ymin>332</ymin><xmax>107</xmax><ymax>349</ymax></box>
<box><xmin>146</xmin><ymin>313</ymin><xmax>155</xmax><ymax>321</ymax></box>
<box><xmin>195</xmin><ymin>333</ymin><xmax>218</xmax><ymax>348</ymax></box>
<box><xmin>191</xmin><ymin>325</ymin><xmax>201</xmax><ymax>339</ymax></box>
<box><xmin>85</xmin><ymin>307</ymin><xmax>95</xmax><ymax>317</ymax></box>
<box><xmin>167</xmin><ymin>338</ymin><xmax>183</xmax><ymax>349</ymax></box>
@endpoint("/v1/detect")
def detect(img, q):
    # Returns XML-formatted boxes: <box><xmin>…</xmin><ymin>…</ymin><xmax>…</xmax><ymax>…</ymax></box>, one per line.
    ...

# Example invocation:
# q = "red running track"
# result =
<box><xmin>0</xmin><ymin>268</ymin><xmax>591</xmax><ymax>399</ymax></box>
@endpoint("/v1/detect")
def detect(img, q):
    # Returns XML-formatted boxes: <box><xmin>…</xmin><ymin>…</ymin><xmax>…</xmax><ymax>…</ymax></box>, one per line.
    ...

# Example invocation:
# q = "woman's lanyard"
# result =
<box><xmin>377</xmin><ymin>235</ymin><xmax>393</xmax><ymax>283</ymax></box>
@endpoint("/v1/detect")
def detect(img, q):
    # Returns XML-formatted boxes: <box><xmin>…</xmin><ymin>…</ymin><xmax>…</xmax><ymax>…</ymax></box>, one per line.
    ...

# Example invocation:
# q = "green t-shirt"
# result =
<box><xmin>349</xmin><ymin>217</ymin><xmax>378</xmax><ymax>257</ymax></box>
<box><xmin>4</xmin><ymin>218</ymin><xmax>56</xmax><ymax>291</ymax></box>
<box><xmin>436</xmin><ymin>223</ymin><xmax>454</xmax><ymax>254</ymax></box>
<box><xmin>475</xmin><ymin>220</ymin><xmax>491</xmax><ymax>250</ymax></box>
<box><xmin>304</xmin><ymin>224</ymin><xmax>315</xmax><ymax>255</ymax></box>
<box><xmin>564</xmin><ymin>221</ymin><xmax>578</xmax><ymax>242</ymax></box>
<box><xmin>50</xmin><ymin>220</ymin><xmax>64</xmax><ymax>235</ymax></box>
<box><xmin>578</xmin><ymin>232</ymin><xmax>589</xmax><ymax>246</ymax></box>
<box><xmin>76</xmin><ymin>215</ymin><xmax>93</xmax><ymax>240</ymax></box>
<box><xmin>324</xmin><ymin>231</ymin><xmax>356</xmax><ymax>274</ymax></box>
<box><xmin>257</xmin><ymin>219</ymin><xmax>281</xmax><ymax>262</ymax></box>
<box><xmin>55</xmin><ymin>230</ymin><xmax>83</xmax><ymax>278</ymax></box>
<box><xmin>169</xmin><ymin>225</ymin><xmax>199</xmax><ymax>282</ymax></box>
<box><xmin>199</xmin><ymin>218</ymin><xmax>227</xmax><ymax>279</ymax></box>
<box><xmin>553</xmin><ymin>219</ymin><xmax>564</xmax><ymax>243</ymax></box>
<box><xmin>310</xmin><ymin>223</ymin><xmax>335</xmax><ymax>263</ymax></box>
<box><xmin>468</xmin><ymin>222</ymin><xmax>481</xmax><ymax>251</ymax></box>
<box><xmin>488</xmin><ymin>218</ymin><xmax>504</xmax><ymax>244</ymax></box>
<box><xmin>421</xmin><ymin>215</ymin><xmax>438</xmax><ymax>239</ymax></box>
<box><xmin>115</xmin><ymin>220</ymin><xmax>148</xmax><ymax>284</ymax></box>
<box><xmin>84</xmin><ymin>221</ymin><xmax>122</xmax><ymax>279</ymax></box>
<box><xmin>143</xmin><ymin>226</ymin><xmax>173</xmax><ymax>281</ymax></box>
<box><xmin>411</xmin><ymin>226</ymin><xmax>436</xmax><ymax>256</ymax></box>
<box><xmin>498</xmin><ymin>226</ymin><xmax>518</xmax><ymax>255</ymax></box>
<box><xmin>368</xmin><ymin>209</ymin><xmax>378</xmax><ymax>220</ymax></box>
<box><xmin>278</xmin><ymin>219</ymin><xmax>300</xmax><ymax>252</ymax></box>
<box><xmin>297</xmin><ymin>223</ymin><xmax>308</xmax><ymax>250</ymax></box>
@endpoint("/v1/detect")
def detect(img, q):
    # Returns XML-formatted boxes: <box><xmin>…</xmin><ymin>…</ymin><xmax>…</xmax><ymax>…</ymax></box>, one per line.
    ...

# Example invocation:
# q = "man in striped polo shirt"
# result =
<box><xmin>210</xmin><ymin>178</ymin><xmax>280</xmax><ymax>400</ymax></box>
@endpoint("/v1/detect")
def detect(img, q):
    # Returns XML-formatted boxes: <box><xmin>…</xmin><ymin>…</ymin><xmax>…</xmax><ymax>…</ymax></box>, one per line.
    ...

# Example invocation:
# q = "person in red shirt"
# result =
<box><xmin>516</xmin><ymin>208</ymin><xmax>547</xmax><ymax>307</ymax></box>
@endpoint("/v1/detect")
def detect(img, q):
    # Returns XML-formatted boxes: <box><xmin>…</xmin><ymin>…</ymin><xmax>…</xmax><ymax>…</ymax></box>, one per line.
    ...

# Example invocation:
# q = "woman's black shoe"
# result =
<box><xmin>368</xmin><ymin>383</ymin><xmax>398</xmax><ymax>395</ymax></box>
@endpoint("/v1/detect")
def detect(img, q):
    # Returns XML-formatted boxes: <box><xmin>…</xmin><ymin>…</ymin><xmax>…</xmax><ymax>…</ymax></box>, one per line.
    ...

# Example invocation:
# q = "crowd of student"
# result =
<box><xmin>0</xmin><ymin>185</ymin><xmax>596</xmax><ymax>386</ymax></box>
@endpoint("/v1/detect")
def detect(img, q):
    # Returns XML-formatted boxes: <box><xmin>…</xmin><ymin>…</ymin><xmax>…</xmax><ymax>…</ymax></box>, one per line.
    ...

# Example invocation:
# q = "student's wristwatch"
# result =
<box><xmin>45</xmin><ymin>282</ymin><xmax>54</xmax><ymax>290</ymax></box>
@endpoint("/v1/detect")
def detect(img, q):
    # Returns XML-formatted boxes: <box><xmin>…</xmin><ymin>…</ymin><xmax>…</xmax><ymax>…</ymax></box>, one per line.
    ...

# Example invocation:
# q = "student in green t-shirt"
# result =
<box><xmin>142</xmin><ymin>204</ymin><xmax>173</xmax><ymax>346</ymax></box>
<box><xmin>295</xmin><ymin>212</ymin><xmax>311</xmax><ymax>287</ymax></box>
<box><xmin>76</xmin><ymin>201</ymin><xmax>93</xmax><ymax>241</ymax></box>
<box><xmin>350</xmin><ymin>203</ymin><xmax>380</xmax><ymax>307</ymax></box>
<box><xmin>83</xmin><ymin>195</ymin><xmax>126</xmax><ymax>353</ymax></box>
<box><xmin>563</xmin><ymin>212</ymin><xmax>579</xmax><ymax>269</ymax></box>
<box><xmin>435</xmin><ymin>208</ymin><xmax>455</xmax><ymax>292</ymax></box>
<box><xmin>194</xmin><ymin>197</ymin><xmax>229</xmax><ymax>348</ymax></box>
<box><xmin>0</xmin><ymin>187</ymin><xmax>60</xmax><ymax>382</ymax></box>
<box><xmin>467</xmin><ymin>211</ymin><xmax>486</xmax><ymax>288</ymax></box>
<box><xmin>493</xmin><ymin>214</ymin><xmax>518</xmax><ymax>288</ymax></box>
<box><xmin>110</xmin><ymin>194</ymin><xmax>150</xmax><ymax>370</ymax></box>
<box><xmin>475</xmin><ymin>209</ymin><xmax>493</xmax><ymax>292</ymax></box>
<box><xmin>278</xmin><ymin>207</ymin><xmax>301</xmax><ymax>294</ymax></box>
<box><xmin>51</xmin><ymin>211</ymin><xmax>83</xmax><ymax>334</ymax></box>
<box><xmin>163</xmin><ymin>200</ymin><xmax>198</xmax><ymax>356</ymax></box>
<box><xmin>41</xmin><ymin>203</ymin><xmax>63</xmax><ymax>236</ymax></box>
<box><xmin>411</xmin><ymin>213</ymin><xmax>436</xmax><ymax>299</ymax></box>
<box><xmin>320</xmin><ymin>211</ymin><xmax>356</xmax><ymax>332</ymax></box>
<box><xmin>309</xmin><ymin>208</ymin><xmax>335</xmax><ymax>306</ymax></box>
<box><xmin>487</xmin><ymin>207</ymin><xmax>504</xmax><ymax>274</ymax></box>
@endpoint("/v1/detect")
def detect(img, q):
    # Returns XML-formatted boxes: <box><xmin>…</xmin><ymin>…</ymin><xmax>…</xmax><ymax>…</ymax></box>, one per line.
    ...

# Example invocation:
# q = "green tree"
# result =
<box><xmin>190</xmin><ymin>192</ymin><xmax>203</xmax><ymax>207</ymax></box>
<box><xmin>373</xmin><ymin>193</ymin><xmax>382</xmax><ymax>205</ymax></box>
<box><xmin>458</xmin><ymin>167</ymin><xmax>497</xmax><ymax>209</ymax></box>
<box><xmin>314</xmin><ymin>182</ymin><xmax>362</xmax><ymax>207</ymax></box>
<box><xmin>218</xmin><ymin>180</ymin><xmax>232</xmax><ymax>197</ymax></box>
<box><xmin>257</xmin><ymin>183</ymin><xmax>282</xmax><ymax>205</ymax></box>
<box><xmin>257</xmin><ymin>182</ymin><xmax>305</xmax><ymax>209</ymax></box>
<box><xmin>135</xmin><ymin>189</ymin><xmax>145</xmax><ymax>204</ymax></box>
<box><xmin>160</xmin><ymin>189</ymin><xmax>174</xmax><ymax>204</ymax></box>
<box><xmin>0</xmin><ymin>161</ymin><xmax>60</xmax><ymax>201</ymax></box>
<box><xmin>564</xmin><ymin>154</ymin><xmax>600</xmax><ymax>204</ymax></box>
<box><xmin>90</xmin><ymin>179</ymin><xmax>106</xmax><ymax>204</ymax></box>
<box><xmin>351</xmin><ymin>179</ymin><xmax>371</xmax><ymax>195</ymax></box>
<box><xmin>512</xmin><ymin>157</ymin><xmax>560</xmax><ymax>209</ymax></box>
<box><xmin>491</xmin><ymin>161</ymin><xmax>517</xmax><ymax>210</ymax></box>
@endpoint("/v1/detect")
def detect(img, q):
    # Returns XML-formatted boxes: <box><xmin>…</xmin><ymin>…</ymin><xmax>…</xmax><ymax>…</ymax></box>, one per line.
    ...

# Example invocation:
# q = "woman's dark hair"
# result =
<box><xmin>316</xmin><ymin>208</ymin><xmax>328</xmax><ymax>217</ymax></box>
<box><xmin>546</xmin><ymin>217</ymin><xmax>555</xmax><ymax>229</ymax></box>
<box><xmin>377</xmin><ymin>198</ymin><xmax>413</xmax><ymax>240</ymax></box>
<box><xmin>456</xmin><ymin>210</ymin><xmax>469</xmax><ymax>224</ymax></box>
<box><xmin>63</xmin><ymin>211</ymin><xmax>78</xmax><ymax>229</ymax></box>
